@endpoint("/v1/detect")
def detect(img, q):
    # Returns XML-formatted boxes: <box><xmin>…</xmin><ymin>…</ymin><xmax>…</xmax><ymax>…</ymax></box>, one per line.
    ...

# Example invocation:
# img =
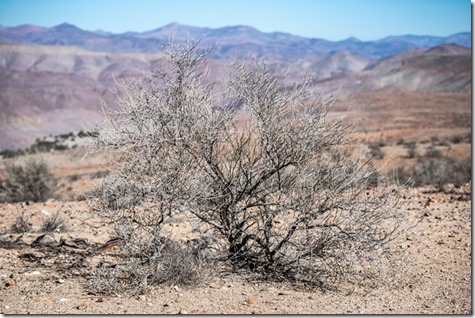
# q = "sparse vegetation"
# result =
<box><xmin>11</xmin><ymin>212</ymin><xmax>32</xmax><ymax>233</ymax></box>
<box><xmin>91</xmin><ymin>41</ymin><xmax>407</xmax><ymax>294</ymax></box>
<box><xmin>450</xmin><ymin>134</ymin><xmax>464</xmax><ymax>144</ymax></box>
<box><xmin>368</xmin><ymin>142</ymin><xmax>385</xmax><ymax>159</ymax></box>
<box><xmin>397</xmin><ymin>156</ymin><xmax>471</xmax><ymax>190</ymax></box>
<box><xmin>89</xmin><ymin>237</ymin><xmax>210</xmax><ymax>295</ymax></box>
<box><xmin>42</xmin><ymin>211</ymin><xmax>69</xmax><ymax>233</ymax></box>
<box><xmin>404</xmin><ymin>141</ymin><xmax>417</xmax><ymax>158</ymax></box>
<box><xmin>0</xmin><ymin>158</ymin><xmax>59</xmax><ymax>203</ymax></box>
<box><xmin>0</xmin><ymin>130</ymin><xmax>99</xmax><ymax>159</ymax></box>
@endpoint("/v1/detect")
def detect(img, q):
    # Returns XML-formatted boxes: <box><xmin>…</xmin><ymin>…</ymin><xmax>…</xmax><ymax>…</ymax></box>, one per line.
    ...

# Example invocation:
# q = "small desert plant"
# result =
<box><xmin>404</xmin><ymin>141</ymin><xmax>417</xmax><ymax>158</ymax></box>
<box><xmin>450</xmin><ymin>135</ymin><xmax>464</xmax><ymax>144</ymax></box>
<box><xmin>11</xmin><ymin>212</ymin><xmax>32</xmax><ymax>233</ymax></box>
<box><xmin>368</xmin><ymin>142</ymin><xmax>385</xmax><ymax>159</ymax></box>
<box><xmin>424</xmin><ymin>145</ymin><xmax>442</xmax><ymax>158</ymax></box>
<box><xmin>396</xmin><ymin>137</ymin><xmax>406</xmax><ymax>146</ymax></box>
<box><xmin>0</xmin><ymin>158</ymin><xmax>58</xmax><ymax>203</ymax></box>
<box><xmin>397</xmin><ymin>156</ymin><xmax>471</xmax><ymax>190</ymax></box>
<box><xmin>42</xmin><ymin>211</ymin><xmax>68</xmax><ymax>233</ymax></box>
<box><xmin>93</xmin><ymin>40</ymin><xmax>407</xmax><ymax>291</ymax></box>
<box><xmin>89</xmin><ymin>237</ymin><xmax>209</xmax><ymax>295</ymax></box>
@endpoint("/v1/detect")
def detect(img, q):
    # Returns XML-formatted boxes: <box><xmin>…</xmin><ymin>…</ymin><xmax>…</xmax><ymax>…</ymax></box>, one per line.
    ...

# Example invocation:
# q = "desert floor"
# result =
<box><xmin>0</xmin><ymin>145</ymin><xmax>471</xmax><ymax>315</ymax></box>
<box><xmin>0</xmin><ymin>92</ymin><xmax>472</xmax><ymax>314</ymax></box>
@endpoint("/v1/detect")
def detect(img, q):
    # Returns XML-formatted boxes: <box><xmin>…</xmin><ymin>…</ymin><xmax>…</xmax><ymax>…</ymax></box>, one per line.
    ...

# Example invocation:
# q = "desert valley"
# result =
<box><xmin>0</xmin><ymin>23</ymin><xmax>471</xmax><ymax>314</ymax></box>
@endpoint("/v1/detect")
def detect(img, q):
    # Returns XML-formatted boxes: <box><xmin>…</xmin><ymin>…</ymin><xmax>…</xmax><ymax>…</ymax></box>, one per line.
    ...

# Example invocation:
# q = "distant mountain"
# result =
<box><xmin>0</xmin><ymin>23</ymin><xmax>471</xmax><ymax>151</ymax></box>
<box><xmin>315</xmin><ymin>43</ymin><xmax>471</xmax><ymax>94</ymax></box>
<box><xmin>0</xmin><ymin>41</ymin><xmax>470</xmax><ymax>151</ymax></box>
<box><xmin>0</xmin><ymin>23</ymin><xmax>470</xmax><ymax>60</ymax></box>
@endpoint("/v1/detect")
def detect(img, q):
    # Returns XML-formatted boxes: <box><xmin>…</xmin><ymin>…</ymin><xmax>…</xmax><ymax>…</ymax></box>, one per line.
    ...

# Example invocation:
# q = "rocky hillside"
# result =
<box><xmin>0</xmin><ymin>24</ymin><xmax>471</xmax><ymax>151</ymax></box>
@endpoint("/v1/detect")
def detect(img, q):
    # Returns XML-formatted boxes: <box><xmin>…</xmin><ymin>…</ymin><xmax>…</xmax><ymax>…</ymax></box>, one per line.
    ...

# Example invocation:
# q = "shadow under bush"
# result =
<box><xmin>88</xmin><ymin>236</ymin><xmax>212</xmax><ymax>296</ymax></box>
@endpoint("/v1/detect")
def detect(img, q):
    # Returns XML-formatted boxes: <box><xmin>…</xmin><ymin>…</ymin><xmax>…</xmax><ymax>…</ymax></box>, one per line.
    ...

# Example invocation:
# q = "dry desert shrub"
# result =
<box><xmin>41</xmin><ymin>210</ymin><xmax>69</xmax><ymax>233</ymax></box>
<box><xmin>89</xmin><ymin>236</ymin><xmax>210</xmax><ymax>295</ymax></box>
<box><xmin>397</xmin><ymin>156</ymin><xmax>471</xmax><ymax>190</ymax></box>
<box><xmin>11</xmin><ymin>211</ymin><xmax>32</xmax><ymax>233</ymax></box>
<box><xmin>91</xmin><ymin>40</ymin><xmax>408</xmax><ymax>292</ymax></box>
<box><xmin>0</xmin><ymin>158</ymin><xmax>58</xmax><ymax>203</ymax></box>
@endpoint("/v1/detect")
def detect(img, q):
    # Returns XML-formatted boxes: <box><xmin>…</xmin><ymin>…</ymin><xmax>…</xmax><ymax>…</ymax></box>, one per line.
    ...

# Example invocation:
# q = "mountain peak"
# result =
<box><xmin>339</xmin><ymin>36</ymin><xmax>360</xmax><ymax>43</ymax></box>
<box><xmin>424</xmin><ymin>43</ymin><xmax>471</xmax><ymax>56</ymax></box>
<box><xmin>163</xmin><ymin>22</ymin><xmax>181</xmax><ymax>28</ymax></box>
<box><xmin>53</xmin><ymin>23</ymin><xmax>81</xmax><ymax>31</ymax></box>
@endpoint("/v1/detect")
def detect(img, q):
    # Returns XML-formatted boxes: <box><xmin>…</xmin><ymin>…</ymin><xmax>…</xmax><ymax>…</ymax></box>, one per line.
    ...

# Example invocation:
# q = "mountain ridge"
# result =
<box><xmin>0</xmin><ymin>23</ymin><xmax>471</xmax><ymax>151</ymax></box>
<box><xmin>0</xmin><ymin>23</ymin><xmax>470</xmax><ymax>60</ymax></box>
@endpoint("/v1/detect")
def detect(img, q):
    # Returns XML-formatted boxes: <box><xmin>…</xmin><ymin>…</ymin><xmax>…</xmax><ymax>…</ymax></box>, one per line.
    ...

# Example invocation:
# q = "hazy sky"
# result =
<box><xmin>0</xmin><ymin>0</ymin><xmax>471</xmax><ymax>41</ymax></box>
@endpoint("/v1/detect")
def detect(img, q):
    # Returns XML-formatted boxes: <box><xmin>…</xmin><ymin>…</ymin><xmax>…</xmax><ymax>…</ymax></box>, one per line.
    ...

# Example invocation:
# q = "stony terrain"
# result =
<box><xmin>0</xmin><ymin>145</ymin><xmax>471</xmax><ymax>314</ymax></box>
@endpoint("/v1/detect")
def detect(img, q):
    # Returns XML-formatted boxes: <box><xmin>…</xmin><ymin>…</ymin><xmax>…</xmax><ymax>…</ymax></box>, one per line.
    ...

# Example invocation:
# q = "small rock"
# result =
<box><xmin>9</xmin><ymin>273</ymin><xmax>14</xmax><ymax>279</ymax></box>
<box><xmin>177</xmin><ymin>309</ymin><xmax>188</xmax><ymax>314</ymax></box>
<box><xmin>5</xmin><ymin>305</ymin><xmax>10</xmax><ymax>309</ymax></box>
<box><xmin>30</xmin><ymin>271</ymin><xmax>41</xmax><ymax>276</ymax></box>
<box><xmin>5</xmin><ymin>278</ymin><xmax>15</xmax><ymax>287</ymax></box>
<box><xmin>173</xmin><ymin>285</ymin><xmax>180</xmax><ymax>291</ymax></box>
<box><xmin>245</xmin><ymin>298</ymin><xmax>257</xmax><ymax>305</ymax></box>
<box><xmin>278</xmin><ymin>291</ymin><xmax>293</xmax><ymax>296</ymax></box>
<box><xmin>56</xmin><ymin>279</ymin><xmax>66</xmax><ymax>284</ymax></box>
<box><xmin>76</xmin><ymin>304</ymin><xmax>87</xmax><ymax>310</ymax></box>
<box><xmin>209</xmin><ymin>283</ymin><xmax>220</xmax><ymax>289</ymax></box>
<box><xmin>96</xmin><ymin>298</ymin><xmax>104</xmax><ymax>302</ymax></box>
<box><xmin>163</xmin><ymin>303</ymin><xmax>170</xmax><ymax>307</ymax></box>
<box><xmin>59</xmin><ymin>298</ymin><xmax>69</xmax><ymax>302</ymax></box>
<box><xmin>31</xmin><ymin>233</ymin><xmax>56</xmax><ymax>247</ymax></box>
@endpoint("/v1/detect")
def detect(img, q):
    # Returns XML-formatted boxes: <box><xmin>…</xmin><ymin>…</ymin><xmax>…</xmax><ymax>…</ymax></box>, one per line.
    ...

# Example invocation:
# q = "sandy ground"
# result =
<box><xmin>0</xmin><ymin>175</ymin><xmax>471</xmax><ymax>314</ymax></box>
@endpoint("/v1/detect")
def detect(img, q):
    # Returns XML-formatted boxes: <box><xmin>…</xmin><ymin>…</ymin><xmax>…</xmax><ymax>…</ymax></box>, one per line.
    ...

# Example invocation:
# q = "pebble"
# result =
<box><xmin>278</xmin><ymin>291</ymin><xmax>293</xmax><ymax>296</ymax></box>
<box><xmin>59</xmin><ymin>298</ymin><xmax>69</xmax><ymax>302</ymax></box>
<box><xmin>76</xmin><ymin>304</ymin><xmax>87</xmax><ymax>310</ymax></box>
<box><xmin>245</xmin><ymin>298</ymin><xmax>257</xmax><ymax>305</ymax></box>
<box><xmin>5</xmin><ymin>278</ymin><xmax>15</xmax><ymax>287</ymax></box>
<box><xmin>56</xmin><ymin>279</ymin><xmax>66</xmax><ymax>284</ymax></box>
<box><xmin>209</xmin><ymin>283</ymin><xmax>220</xmax><ymax>289</ymax></box>
<box><xmin>30</xmin><ymin>271</ymin><xmax>41</xmax><ymax>276</ymax></box>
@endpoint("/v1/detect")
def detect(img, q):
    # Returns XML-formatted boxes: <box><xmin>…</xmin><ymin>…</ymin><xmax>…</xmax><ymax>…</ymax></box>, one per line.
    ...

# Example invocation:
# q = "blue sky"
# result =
<box><xmin>0</xmin><ymin>0</ymin><xmax>471</xmax><ymax>41</ymax></box>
